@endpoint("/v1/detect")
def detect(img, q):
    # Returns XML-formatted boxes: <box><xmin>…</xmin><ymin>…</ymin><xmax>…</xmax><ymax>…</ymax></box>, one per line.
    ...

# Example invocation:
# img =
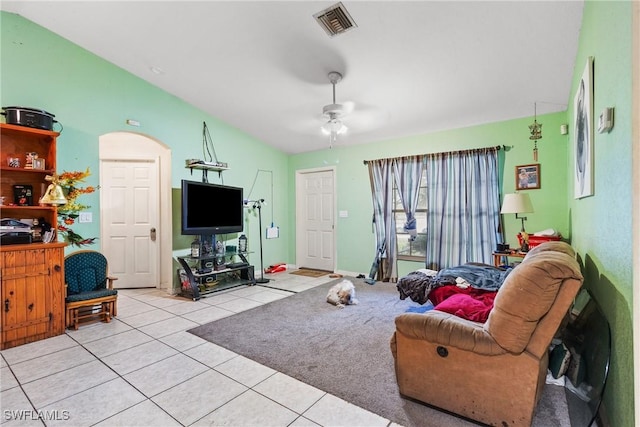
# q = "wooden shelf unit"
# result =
<box><xmin>0</xmin><ymin>123</ymin><xmax>66</xmax><ymax>349</ymax></box>
<box><xmin>1</xmin><ymin>123</ymin><xmax>60</xmax><ymax>231</ymax></box>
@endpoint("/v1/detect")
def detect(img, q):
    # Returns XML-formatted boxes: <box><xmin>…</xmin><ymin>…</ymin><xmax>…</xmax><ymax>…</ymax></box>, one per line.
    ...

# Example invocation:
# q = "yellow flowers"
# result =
<box><xmin>58</xmin><ymin>168</ymin><xmax>91</xmax><ymax>185</ymax></box>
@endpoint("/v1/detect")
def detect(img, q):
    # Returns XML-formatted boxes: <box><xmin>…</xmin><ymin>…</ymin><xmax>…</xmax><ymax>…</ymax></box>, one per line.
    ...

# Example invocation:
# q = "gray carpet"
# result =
<box><xmin>188</xmin><ymin>277</ymin><xmax>569</xmax><ymax>427</ymax></box>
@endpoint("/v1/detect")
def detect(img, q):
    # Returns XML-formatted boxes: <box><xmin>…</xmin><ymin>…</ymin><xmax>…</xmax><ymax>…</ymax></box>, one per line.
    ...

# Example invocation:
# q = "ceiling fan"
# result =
<box><xmin>321</xmin><ymin>71</ymin><xmax>353</xmax><ymax>148</ymax></box>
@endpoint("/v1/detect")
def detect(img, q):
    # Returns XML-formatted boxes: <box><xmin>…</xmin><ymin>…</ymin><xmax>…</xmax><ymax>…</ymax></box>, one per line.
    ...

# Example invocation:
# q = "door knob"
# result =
<box><xmin>150</xmin><ymin>228</ymin><xmax>157</xmax><ymax>241</ymax></box>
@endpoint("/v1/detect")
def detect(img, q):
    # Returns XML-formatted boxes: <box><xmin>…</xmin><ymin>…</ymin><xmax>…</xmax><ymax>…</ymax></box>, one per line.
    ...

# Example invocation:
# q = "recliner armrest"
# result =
<box><xmin>395</xmin><ymin>311</ymin><xmax>507</xmax><ymax>355</ymax></box>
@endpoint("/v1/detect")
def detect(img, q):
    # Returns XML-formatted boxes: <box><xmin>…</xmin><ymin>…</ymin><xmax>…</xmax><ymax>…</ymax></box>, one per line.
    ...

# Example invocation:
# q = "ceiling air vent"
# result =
<box><xmin>313</xmin><ymin>2</ymin><xmax>357</xmax><ymax>37</ymax></box>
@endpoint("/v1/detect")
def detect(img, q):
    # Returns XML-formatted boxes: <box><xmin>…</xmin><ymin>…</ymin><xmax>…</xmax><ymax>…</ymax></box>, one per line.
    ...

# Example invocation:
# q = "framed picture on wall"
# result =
<box><xmin>515</xmin><ymin>164</ymin><xmax>541</xmax><ymax>190</ymax></box>
<box><xmin>574</xmin><ymin>56</ymin><xmax>594</xmax><ymax>199</ymax></box>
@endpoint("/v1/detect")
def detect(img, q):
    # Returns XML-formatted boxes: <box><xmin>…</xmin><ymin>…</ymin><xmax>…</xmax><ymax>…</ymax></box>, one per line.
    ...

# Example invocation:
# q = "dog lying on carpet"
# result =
<box><xmin>326</xmin><ymin>279</ymin><xmax>359</xmax><ymax>308</ymax></box>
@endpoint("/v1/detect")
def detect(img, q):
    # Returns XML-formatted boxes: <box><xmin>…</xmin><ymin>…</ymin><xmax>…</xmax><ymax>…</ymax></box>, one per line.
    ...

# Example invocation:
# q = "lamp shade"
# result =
<box><xmin>500</xmin><ymin>193</ymin><xmax>534</xmax><ymax>214</ymax></box>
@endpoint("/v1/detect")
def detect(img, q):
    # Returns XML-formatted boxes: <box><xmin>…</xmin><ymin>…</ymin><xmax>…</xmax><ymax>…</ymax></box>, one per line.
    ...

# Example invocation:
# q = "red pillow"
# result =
<box><xmin>429</xmin><ymin>285</ymin><xmax>465</xmax><ymax>305</ymax></box>
<box><xmin>434</xmin><ymin>293</ymin><xmax>495</xmax><ymax>323</ymax></box>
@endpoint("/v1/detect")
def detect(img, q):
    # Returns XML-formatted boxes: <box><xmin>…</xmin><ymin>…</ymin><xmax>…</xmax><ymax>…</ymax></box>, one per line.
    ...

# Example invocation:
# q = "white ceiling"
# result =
<box><xmin>1</xmin><ymin>1</ymin><xmax>584</xmax><ymax>154</ymax></box>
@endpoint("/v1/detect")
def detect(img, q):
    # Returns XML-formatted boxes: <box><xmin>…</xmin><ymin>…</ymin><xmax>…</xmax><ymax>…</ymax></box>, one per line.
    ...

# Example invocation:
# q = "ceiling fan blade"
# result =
<box><xmin>343</xmin><ymin>105</ymin><xmax>389</xmax><ymax>132</ymax></box>
<box><xmin>288</xmin><ymin>117</ymin><xmax>326</xmax><ymax>135</ymax></box>
<box><xmin>341</xmin><ymin>101</ymin><xmax>355</xmax><ymax>115</ymax></box>
<box><xmin>322</xmin><ymin>100</ymin><xmax>355</xmax><ymax>118</ymax></box>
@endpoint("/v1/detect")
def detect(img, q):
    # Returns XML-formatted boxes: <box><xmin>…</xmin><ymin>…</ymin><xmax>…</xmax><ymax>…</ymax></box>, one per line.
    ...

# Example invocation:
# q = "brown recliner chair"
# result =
<box><xmin>390</xmin><ymin>241</ymin><xmax>583</xmax><ymax>426</ymax></box>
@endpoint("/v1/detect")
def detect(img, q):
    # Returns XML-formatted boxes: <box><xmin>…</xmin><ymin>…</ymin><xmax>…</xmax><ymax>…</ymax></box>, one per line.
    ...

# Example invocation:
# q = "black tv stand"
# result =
<box><xmin>177</xmin><ymin>252</ymin><xmax>255</xmax><ymax>301</ymax></box>
<box><xmin>227</xmin><ymin>261</ymin><xmax>249</xmax><ymax>269</ymax></box>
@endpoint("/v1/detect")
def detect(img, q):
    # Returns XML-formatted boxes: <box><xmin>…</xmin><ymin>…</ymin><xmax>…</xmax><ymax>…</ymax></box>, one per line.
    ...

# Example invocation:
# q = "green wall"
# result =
<box><xmin>566</xmin><ymin>1</ymin><xmax>634</xmax><ymax>425</ymax></box>
<box><xmin>289</xmin><ymin>111</ymin><xmax>570</xmax><ymax>277</ymax></box>
<box><xmin>0</xmin><ymin>12</ymin><xmax>290</xmax><ymax>271</ymax></box>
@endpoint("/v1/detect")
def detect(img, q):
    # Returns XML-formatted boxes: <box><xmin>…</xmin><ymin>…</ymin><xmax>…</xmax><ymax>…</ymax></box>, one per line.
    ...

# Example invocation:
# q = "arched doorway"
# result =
<box><xmin>99</xmin><ymin>132</ymin><xmax>172</xmax><ymax>291</ymax></box>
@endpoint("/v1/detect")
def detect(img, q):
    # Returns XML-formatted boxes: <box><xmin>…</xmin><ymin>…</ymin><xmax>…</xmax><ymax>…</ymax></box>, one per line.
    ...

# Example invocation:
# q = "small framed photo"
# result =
<box><xmin>515</xmin><ymin>164</ymin><xmax>541</xmax><ymax>190</ymax></box>
<box><xmin>13</xmin><ymin>184</ymin><xmax>33</xmax><ymax>206</ymax></box>
<box><xmin>32</xmin><ymin>158</ymin><xmax>46</xmax><ymax>170</ymax></box>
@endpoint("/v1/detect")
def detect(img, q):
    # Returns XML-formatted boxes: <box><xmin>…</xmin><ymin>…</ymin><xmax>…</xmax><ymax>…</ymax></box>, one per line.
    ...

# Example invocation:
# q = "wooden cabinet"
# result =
<box><xmin>1</xmin><ymin>243</ymin><xmax>66</xmax><ymax>349</ymax></box>
<box><xmin>491</xmin><ymin>251</ymin><xmax>526</xmax><ymax>267</ymax></box>
<box><xmin>1</xmin><ymin>123</ymin><xmax>60</xmax><ymax>235</ymax></box>
<box><xmin>1</xmin><ymin>123</ymin><xmax>66</xmax><ymax>349</ymax></box>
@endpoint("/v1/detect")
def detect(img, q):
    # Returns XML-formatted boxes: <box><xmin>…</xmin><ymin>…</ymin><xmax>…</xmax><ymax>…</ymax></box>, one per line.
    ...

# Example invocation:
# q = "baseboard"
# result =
<box><xmin>335</xmin><ymin>269</ymin><xmax>360</xmax><ymax>278</ymax></box>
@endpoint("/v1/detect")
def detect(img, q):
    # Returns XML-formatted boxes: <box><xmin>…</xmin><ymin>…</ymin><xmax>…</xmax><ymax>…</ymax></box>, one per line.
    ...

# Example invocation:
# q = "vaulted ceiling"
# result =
<box><xmin>1</xmin><ymin>1</ymin><xmax>584</xmax><ymax>154</ymax></box>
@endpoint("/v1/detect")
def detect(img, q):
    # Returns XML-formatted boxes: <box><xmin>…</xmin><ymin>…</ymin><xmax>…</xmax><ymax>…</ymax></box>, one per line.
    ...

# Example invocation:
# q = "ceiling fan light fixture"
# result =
<box><xmin>322</xmin><ymin>103</ymin><xmax>343</xmax><ymax>116</ymax></box>
<box><xmin>320</xmin><ymin>71</ymin><xmax>349</xmax><ymax>148</ymax></box>
<box><xmin>321</xmin><ymin>117</ymin><xmax>347</xmax><ymax>135</ymax></box>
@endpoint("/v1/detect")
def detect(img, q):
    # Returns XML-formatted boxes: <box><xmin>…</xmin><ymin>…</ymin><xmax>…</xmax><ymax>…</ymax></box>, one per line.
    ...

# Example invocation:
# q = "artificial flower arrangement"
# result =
<box><xmin>55</xmin><ymin>168</ymin><xmax>99</xmax><ymax>246</ymax></box>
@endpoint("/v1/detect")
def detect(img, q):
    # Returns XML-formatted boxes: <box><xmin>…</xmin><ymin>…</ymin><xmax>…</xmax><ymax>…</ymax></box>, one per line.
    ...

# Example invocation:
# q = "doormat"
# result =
<box><xmin>289</xmin><ymin>268</ymin><xmax>331</xmax><ymax>278</ymax></box>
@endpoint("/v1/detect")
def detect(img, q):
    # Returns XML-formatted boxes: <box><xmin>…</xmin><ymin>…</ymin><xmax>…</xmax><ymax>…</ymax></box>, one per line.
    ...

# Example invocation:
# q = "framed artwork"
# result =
<box><xmin>515</xmin><ymin>164</ymin><xmax>540</xmax><ymax>190</ymax></box>
<box><xmin>13</xmin><ymin>184</ymin><xmax>33</xmax><ymax>206</ymax></box>
<box><xmin>574</xmin><ymin>56</ymin><xmax>594</xmax><ymax>199</ymax></box>
<box><xmin>32</xmin><ymin>158</ymin><xmax>46</xmax><ymax>170</ymax></box>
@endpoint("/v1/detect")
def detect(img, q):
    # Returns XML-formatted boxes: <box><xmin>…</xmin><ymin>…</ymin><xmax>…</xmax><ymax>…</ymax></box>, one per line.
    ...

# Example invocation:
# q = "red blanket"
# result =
<box><xmin>430</xmin><ymin>285</ymin><xmax>497</xmax><ymax>323</ymax></box>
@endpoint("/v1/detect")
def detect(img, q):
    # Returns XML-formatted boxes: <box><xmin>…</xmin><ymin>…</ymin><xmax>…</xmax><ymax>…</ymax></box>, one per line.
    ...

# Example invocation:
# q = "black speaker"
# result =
<box><xmin>200</xmin><ymin>259</ymin><xmax>215</xmax><ymax>270</ymax></box>
<box><xmin>195</xmin><ymin>275</ymin><xmax>217</xmax><ymax>285</ymax></box>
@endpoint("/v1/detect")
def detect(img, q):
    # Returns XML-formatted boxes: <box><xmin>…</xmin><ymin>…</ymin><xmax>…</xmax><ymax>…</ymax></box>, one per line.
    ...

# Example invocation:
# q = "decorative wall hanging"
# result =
<box><xmin>574</xmin><ymin>57</ymin><xmax>594</xmax><ymax>199</ymax></box>
<box><xmin>528</xmin><ymin>103</ymin><xmax>542</xmax><ymax>161</ymax></box>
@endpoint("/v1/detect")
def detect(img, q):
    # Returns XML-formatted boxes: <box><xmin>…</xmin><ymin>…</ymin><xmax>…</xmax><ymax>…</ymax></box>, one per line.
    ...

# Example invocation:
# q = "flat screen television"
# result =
<box><xmin>181</xmin><ymin>180</ymin><xmax>244</xmax><ymax>235</ymax></box>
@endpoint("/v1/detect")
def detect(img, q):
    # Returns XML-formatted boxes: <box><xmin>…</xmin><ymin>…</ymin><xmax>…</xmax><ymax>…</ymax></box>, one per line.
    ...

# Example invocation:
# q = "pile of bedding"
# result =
<box><xmin>397</xmin><ymin>264</ymin><xmax>513</xmax><ymax>323</ymax></box>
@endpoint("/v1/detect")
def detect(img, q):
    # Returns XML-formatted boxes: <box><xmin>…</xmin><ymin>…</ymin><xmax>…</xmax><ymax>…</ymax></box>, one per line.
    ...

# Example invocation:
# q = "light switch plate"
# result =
<box><xmin>78</xmin><ymin>212</ymin><xmax>92</xmax><ymax>223</ymax></box>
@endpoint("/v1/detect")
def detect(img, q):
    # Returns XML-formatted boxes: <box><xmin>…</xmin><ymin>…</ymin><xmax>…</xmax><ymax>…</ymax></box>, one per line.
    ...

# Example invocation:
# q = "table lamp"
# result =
<box><xmin>500</xmin><ymin>193</ymin><xmax>534</xmax><ymax>251</ymax></box>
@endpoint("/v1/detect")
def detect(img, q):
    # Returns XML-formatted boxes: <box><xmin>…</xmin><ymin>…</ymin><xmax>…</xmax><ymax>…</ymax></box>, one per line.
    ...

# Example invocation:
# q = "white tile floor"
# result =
<box><xmin>1</xmin><ymin>272</ymin><xmax>402</xmax><ymax>427</ymax></box>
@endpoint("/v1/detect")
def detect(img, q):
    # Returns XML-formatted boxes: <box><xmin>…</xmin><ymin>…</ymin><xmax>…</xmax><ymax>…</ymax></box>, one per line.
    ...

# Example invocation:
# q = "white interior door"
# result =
<box><xmin>295</xmin><ymin>168</ymin><xmax>335</xmax><ymax>271</ymax></box>
<box><xmin>101</xmin><ymin>159</ymin><xmax>159</xmax><ymax>288</ymax></box>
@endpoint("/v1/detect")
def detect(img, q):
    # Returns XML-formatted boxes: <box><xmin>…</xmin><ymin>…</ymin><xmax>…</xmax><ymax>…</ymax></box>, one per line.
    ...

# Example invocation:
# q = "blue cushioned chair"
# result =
<box><xmin>65</xmin><ymin>250</ymin><xmax>118</xmax><ymax>330</ymax></box>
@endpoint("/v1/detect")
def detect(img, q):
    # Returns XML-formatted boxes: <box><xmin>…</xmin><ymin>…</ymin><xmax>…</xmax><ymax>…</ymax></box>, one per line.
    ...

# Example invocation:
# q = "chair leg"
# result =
<box><xmin>105</xmin><ymin>299</ymin><xmax>116</xmax><ymax>319</ymax></box>
<box><xmin>72</xmin><ymin>308</ymin><xmax>79</xmax><ymax>330</ymax></box>
<box><xmin>102</xmin><ymin>302</ymin><xmax>111</xmax><ymax>323</ymax></box>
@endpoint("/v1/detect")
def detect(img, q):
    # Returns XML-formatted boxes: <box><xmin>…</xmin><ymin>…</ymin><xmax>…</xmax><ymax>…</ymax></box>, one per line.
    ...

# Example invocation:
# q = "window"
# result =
<box><xmin>394</xmin><ymin>169</ymin><xmax>427</xmax><ymax>260</ymax></box>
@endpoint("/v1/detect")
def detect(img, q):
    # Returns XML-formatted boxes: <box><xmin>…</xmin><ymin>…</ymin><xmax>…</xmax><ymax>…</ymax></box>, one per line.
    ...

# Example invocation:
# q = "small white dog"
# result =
<box><xmin>326</xmin><ymin>279</ymin><xmax>359</xmax><ymax>308</ymax></box>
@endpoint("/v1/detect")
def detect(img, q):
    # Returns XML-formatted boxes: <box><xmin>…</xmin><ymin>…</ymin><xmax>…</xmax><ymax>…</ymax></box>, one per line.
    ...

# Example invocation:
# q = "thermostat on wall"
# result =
<box><xmin>597</xmin><ymin>107</ymin><xmax>614</xmax><ymax>134</ymax></box>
